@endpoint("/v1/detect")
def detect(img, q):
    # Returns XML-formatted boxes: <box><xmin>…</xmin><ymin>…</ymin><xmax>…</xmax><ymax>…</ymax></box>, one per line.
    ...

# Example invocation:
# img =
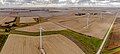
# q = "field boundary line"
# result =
<box><xmin>96</xmin><ymin>13</ymin><xmax>118</xmax><ymax>54</ymax></box>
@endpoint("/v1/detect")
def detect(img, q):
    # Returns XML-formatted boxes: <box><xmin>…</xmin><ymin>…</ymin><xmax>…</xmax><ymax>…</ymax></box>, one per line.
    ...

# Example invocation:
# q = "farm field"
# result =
<box><xmin>43</xmin><ymin>34</ymin><xmax>85</xmax><ymax>54</ymax></box>
<box><xmin>0</xmin><ymin>16</ymin><xmax>15</xmax><ymax>25</ymax></box>
<box><xmin>0</xmin><ymin>16</ymin><xmax>14</xmax><ymax>51</ymax></box>
<box><xmin>79</xmin><ymin>14</ymin><xmax>115</xmax><ymax>39</ymax></box>
<box><xmin>16</xmin><ymin>22</ymin><xmax>66</xmax><ymax>32</ymax></box>
<box><xmin>0</xmin><ymin>7</ymin><xmax>119</xmax><ymax>54</ymax></box>
<box><xmin>13</xmin><ymin>14</ymin><xmax>103</xmax><ymax>54</ymax></box>
<box><xmin>42</xmin><ymin>29</ymin><xmax>102</xmax><ymax>54</ymax></box>
<box><xmin>103</xmin><ymin>18</ymin><xmax>120</xmax><ymax>54</ymax></box>
<box><xmin>0</xmin><ymin>16</ymin><xmax>39</xmax><ymax>52</ymax></box>
<box><xmin>49</xmin><ymin>14</ymin><xmax>115</xmax><ymax>39</ymax></box>
<box><xmin>19</xmin><ymin>17</ymin><xmax>38</xmax><ymax>23</ymax></box>
<box><xmin>1</xmin><ymin>34</ymin><xmax>41</xmax><ymax>54</ymax></box>
<box><xmin>1</xmin><ymin>34</ymin><xmax>85</xmax><ymax>54</ymax></box>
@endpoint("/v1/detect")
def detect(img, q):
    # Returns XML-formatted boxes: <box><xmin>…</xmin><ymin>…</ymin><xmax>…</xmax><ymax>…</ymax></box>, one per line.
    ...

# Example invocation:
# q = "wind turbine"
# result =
<box><xmin>100</xmin><ymin>12</ymin><xmax>103</xmax><ymax>19</ymax></box>
<box><xmin>86</xmin><ymin>13</ymin><xmax>90</xmax><ymax>28</ymax></box>
<box><xmin>40</xmin><ymin>27</ymin><xmax>45</xmax><ymax>54</ymax></box>
<box><xmin>39</xmin><ymin>18</ymin><xmax>46</xmax><ymax>54</ymax></box>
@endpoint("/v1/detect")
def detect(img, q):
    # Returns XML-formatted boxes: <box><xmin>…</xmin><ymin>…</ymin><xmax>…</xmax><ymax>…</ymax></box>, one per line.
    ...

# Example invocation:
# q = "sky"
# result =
<box><xmin>0</xmin><ymin>0</ymin><xmax>120</xmax><ymax>7</ymax></box>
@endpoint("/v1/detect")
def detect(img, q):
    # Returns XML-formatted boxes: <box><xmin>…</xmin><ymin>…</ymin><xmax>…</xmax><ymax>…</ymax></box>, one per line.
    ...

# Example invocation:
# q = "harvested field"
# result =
<box><xmin>0</xmin><ymin>16</ymin><xmax>6</xmax><ymax>21</ymax></box>
<box><xmin>31</xmin><ymin>10</ymin><xmax>76</xmax><ymax>17</ymax></box>
<box><xmin>1</xmin><ymin>34</ymin><xmax>85</xmax><ymax>54</ymax></box>
<box><xmin>79</xmin><ymin>15</ymin><xmax>115</xmax><ymax>39</ymax></box>
<box><xmin>0</xmin><ymin>13</ymin><xmax>9</xmax><ymax>16</ymax></box>
<box><xmin>0</xmin><ymin>16</ymin><xmax>6</xmax><ymax>25</ymax></box>
<box><xmin>43</xmin><ymin>34</ymin><xmax>85</xmax><ymax>54</ymax></box>
<box><xmin>41</xmin><ymin>22</ymin><xmax>66</xmax><ymax>31</ymax></box>
<box><xmin>0</xmin><ymin>16</ymin><xmax>15</xmax><ymax>25</ymax></box>
<box><xmin>1</xmin><ymin>34</ymin><xmax>41</xmax><ymax>54</ymax></box>
<box><xmin>1</xmin><ymin>17</ymin><xmax>15</xmax><ymax>22</ymax></box>
<box><xmin>49</xmin><ymin>14</ymin><xmax>114</xmax><ymax>39</ymax></box>
<box><xmin>49</xmin><ymin>15</ymin><xmax>97</xmax><ymax>30</ymax></box>
<box><xmin>105</xmin><ymin>18</ymin><xmax>120</xmax><ymax>50</ymax></box>
<box><xmin>15</xmin><ymin>24</ymin><xmax>39</xmax><ymax>32</ymax></box>
<box><xmin>20</xmin><ymin>17</ymin><xmax>37</xmax><ymax>23</ymax></box>
<box><xmin>15</xmin><ymin>22</ymin><xmax>65</xmax><ymax>32</ymax></box>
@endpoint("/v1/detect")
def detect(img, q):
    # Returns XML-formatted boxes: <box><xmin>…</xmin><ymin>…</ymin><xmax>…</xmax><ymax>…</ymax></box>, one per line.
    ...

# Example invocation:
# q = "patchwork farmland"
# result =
<box><xmin>0</xmin><ymin>7</ymin><xmax>120</xmax><ymax>54</ymax></box>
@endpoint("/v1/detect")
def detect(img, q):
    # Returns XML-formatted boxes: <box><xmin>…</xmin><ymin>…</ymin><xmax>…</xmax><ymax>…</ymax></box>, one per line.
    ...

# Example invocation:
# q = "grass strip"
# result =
<box><xmin>11</xmin><ymin>29</ymin><xmax>102</xmax><ymax>54</ymax></box>
<box><xmin>109</xmin><ymin>46</ymin><xmax>120</xmax><ymax>54</ymax></box>
<box><xmin>10</xmin><ymin>30</ymin><xmax>39</xmax><ymax>36</ymax></box>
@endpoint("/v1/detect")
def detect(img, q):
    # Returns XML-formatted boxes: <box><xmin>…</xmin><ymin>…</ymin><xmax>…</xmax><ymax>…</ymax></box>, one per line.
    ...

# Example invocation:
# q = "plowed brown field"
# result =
<box><xmin>1</xmin><ymin>34</ymin><xmax>84</xmax><ymax>54</ymax></box>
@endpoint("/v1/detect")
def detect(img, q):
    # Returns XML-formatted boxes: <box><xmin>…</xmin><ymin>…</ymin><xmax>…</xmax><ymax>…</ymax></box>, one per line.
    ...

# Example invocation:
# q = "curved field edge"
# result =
<box><xmin>11</xmin><ymin>29</ymin><xmax>102</xmax><ymax>54</ymax></box>
<box><xmin>0</xmin><ymin>27</ymin><xmax>10</xmax><ymax>52</ymax></box>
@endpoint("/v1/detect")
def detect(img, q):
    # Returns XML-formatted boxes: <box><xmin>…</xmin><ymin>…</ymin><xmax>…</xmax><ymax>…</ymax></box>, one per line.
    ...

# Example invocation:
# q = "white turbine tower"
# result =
<box><xmin>39</xmin><ymin>18</ymin><xmax>46</xmax><ymax>54</ymax></box>
<box><xmin>100</xmin><ymin>12</ymin><xmax>103</xmax><ymax>19</ymax></box>
<box><xmin>86</xmin><ymin>13</ymin><xmax>90</xmax><ymax>28</ymax></box>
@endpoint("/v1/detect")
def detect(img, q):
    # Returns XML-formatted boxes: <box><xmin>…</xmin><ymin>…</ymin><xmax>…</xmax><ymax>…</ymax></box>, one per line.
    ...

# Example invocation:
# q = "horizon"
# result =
<box><xmin>0</xmin><ymin>0</ymin><xmax>120</xmax><ymax>7</ymax></box>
